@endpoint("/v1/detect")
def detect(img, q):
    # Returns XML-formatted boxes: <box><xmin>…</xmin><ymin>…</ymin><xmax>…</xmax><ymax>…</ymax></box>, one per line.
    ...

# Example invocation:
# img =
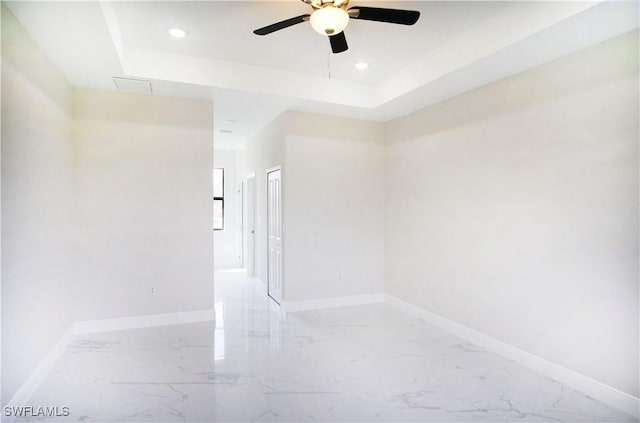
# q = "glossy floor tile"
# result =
<box><xmin>18</xmin><ymin>270</ymin><xmax>637</xmax><ymax>422</ymax></box>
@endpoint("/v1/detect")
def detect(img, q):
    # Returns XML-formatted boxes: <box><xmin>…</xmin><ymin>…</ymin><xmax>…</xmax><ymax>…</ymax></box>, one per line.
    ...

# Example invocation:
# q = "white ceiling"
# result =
<box><xmin>5</xmin><ymin>1</ymin><xmax>639</xmax><ymax>150</ymax></box>
<box><xmin>110</xmin><ymin>1</ymin><xmax>512</xmax><ymax>84</ymax></box>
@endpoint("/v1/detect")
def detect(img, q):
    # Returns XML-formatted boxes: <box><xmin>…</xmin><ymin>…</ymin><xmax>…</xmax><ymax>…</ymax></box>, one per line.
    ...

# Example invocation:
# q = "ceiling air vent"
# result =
<box><xmin>112</xmin><ymin>77</ymin><xmax>153</xmax><ymax>94</ymax></box>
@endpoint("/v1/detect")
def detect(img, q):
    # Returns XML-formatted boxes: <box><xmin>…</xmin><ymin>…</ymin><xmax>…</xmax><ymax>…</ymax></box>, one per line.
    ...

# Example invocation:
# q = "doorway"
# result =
<box><xmin>238</xmin><ymin>181</ymin><xmax>244</xmax><ymax>267</ymax></box>
<box><xmin>245</xmin><ymin>173</ymin><xmax>256</xmax><ymax>277</ymax></box>
<box><xmin>266</xmin><ymin>166</ymin><xmax>283</xmax><ymax>304</ymax></box>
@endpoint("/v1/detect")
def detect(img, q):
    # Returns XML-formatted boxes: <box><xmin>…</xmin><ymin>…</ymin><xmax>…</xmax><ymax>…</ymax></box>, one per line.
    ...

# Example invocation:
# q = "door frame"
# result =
<box><xmin>265</xmin><ymin>165</ymin><xmax>283</xmax><ymax>305</ymax></box>
<box><xmin>238</xmin><ymin>181</ymin><xmax>244</xmax><ymax>267</ymax></box>
<box><xmin>245</xmin><ymin>173</ymin><xmax>256</xmax><ymax>277</ymax></box>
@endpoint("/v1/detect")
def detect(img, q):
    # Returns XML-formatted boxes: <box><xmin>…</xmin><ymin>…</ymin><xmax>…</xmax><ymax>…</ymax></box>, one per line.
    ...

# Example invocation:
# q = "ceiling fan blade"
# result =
<box><xmin>253</xmin><ymin>14</ymin><xmax>310</xmax><ymax>35</ymax></box>
<box><xmin>329</xmin><ymin>31</ymin><xmax>348</xmax><ymax>54</ymax></box>
<box><xmin>348</xmin><ymin>7</ymin><xmax>420</xmax><ymax>25</ymax></box>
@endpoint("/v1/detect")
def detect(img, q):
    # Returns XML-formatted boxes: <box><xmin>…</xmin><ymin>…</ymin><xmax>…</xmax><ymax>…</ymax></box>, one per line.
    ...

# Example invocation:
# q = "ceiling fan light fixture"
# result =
<box><xmin>310</xmin><ymin>6</ymin><xmax>349</xmax><ymax>35</ymax></box>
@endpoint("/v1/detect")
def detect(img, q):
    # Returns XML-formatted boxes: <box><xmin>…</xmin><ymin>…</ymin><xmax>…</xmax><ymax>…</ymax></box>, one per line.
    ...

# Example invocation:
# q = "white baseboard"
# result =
<box><xmin>283</xmin><ymin>293</ymin><xmax>385</xmax><ymax>313</ymax></box>
<box><xmin>74</xmin><ymin>309</ymin><xmax>215</xmax><ymax>334</ymax></box>
<box><xmin>3</xmin><ymin>325</ymin><xmax>76</xmax><ymax>420</ymax></box>
<box><xmin>214</xmin><ymin>259</ymin><xmax>242</xmax><ymax>270</ymax></box>
<box><xmin>385</xmin><ymin>294</ymin><xmax>640</xmax><ymax>418</ymax></box>
<box><xmin>5</xmin><ymin>309</ymin><xmax>216</xmax><ymax>415</ymax></box>
<box><xmin>7</xmin><ymin>297</ymin><xmax>638</xmax><ymax>419</ymax></box>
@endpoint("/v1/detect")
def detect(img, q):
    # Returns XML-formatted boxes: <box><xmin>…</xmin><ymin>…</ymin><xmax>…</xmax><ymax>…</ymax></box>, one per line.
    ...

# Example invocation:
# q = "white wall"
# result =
<box><xmin>73</xmin><ymin>88</ymin><xmax>214</xmax><ymax>321</ymax></box>
<box><xmin>242</xmin><ymin>111</ymin><xmax>385</xmax><ymax>303</ymax></box>
<box><xmin>213</xmin><ymin>150</ymin><xmax>240</xmax><ymax>267</ymax></box>
<box><xmin>1</xmin><ymin>10</ymin><xmax>215</xmax><ymax>402</ymax></box>
<box><xmin>1</xmin><ymin>7</ymin><xmax>75</xmax><ymax>405</ymax></box>
<box><xmin>384</xmin><ymin>30</ymin><xmax>639</xmax><ymax>397</ymax></box>
<box><xmin>284</xmin><ymin>111</ymin><xmax>385</xmax><ymax>301</ymax></box>
<box><xmin>243</xmin><ymin>115</ymin><xmax>285</xmax><ymax>286</ymax></box>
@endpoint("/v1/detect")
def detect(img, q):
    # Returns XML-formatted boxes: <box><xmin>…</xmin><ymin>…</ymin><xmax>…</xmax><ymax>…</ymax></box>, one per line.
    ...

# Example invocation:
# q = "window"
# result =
<box><xmin>213</xmin><ymin>168</ymin><xmax>224</xmax><ymax>230</ymax></box>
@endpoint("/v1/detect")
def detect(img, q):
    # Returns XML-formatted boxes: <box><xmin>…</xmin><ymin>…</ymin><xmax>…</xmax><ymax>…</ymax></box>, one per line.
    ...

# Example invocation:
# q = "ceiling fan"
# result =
<box><xmin>253</xmin><ymin>0</ymin><xmax>420</xmax><ymax>54</ymax></box>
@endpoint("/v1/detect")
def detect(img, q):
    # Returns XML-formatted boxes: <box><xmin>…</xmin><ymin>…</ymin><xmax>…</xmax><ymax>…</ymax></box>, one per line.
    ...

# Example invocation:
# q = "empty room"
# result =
<box><xmin>1</xmin><ymin>0</ymin><xmax>638</xmax><ymax>422</ymax></box>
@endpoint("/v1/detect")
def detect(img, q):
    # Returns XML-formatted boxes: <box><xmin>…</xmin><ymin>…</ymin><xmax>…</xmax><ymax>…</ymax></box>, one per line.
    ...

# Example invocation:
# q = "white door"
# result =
<box><xmin>238</xmin><ymin>182</ymin><xmax>244</xmax><ymax>267</ymax></box>
<box><xmin>246</xmin><ymin>174</ymin><xmax>256</xmax><ymax>277</ymax></box>
<box><xmin>267</xmin><ymin>168</ymin><xmax>283</xmax><ymax>304</ymax></box>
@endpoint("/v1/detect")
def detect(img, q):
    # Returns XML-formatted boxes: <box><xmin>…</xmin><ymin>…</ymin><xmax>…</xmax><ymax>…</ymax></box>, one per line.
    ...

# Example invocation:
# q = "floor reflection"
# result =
<box><xmin>16</xmin><ymin>269</ymin><xmax>638</xmax><ymax>422</ymax></box>
<box><xmin>214</xmin><ymin>302</ymin><xmax>225</xmax><ymax>361</ymax></box>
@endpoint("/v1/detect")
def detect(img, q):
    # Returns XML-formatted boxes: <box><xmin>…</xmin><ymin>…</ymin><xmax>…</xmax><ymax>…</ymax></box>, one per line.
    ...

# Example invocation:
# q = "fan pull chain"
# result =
<box><xmin>327</xmin><ymin>52</ymin><xmax>332</xmax><ymax>80</ymax></box>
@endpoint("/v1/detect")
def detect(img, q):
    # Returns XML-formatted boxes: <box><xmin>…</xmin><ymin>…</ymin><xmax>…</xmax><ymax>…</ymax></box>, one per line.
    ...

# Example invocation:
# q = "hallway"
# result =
<box><xmin>18</xmin><ymin>270</ymin><xmax>636</xmax><ymax>422</ymax></box>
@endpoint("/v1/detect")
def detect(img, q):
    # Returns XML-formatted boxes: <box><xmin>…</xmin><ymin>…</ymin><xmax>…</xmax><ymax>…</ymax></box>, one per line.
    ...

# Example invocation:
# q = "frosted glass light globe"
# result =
<box><xmin>168</xmin><ymin>28</ymin><xmax>187</xmax><ymax>38</ymax></box>
<box><xmin>310</xmin><ymin>6</ymin><xmax>349</xmax><ymax>35</ymax></box>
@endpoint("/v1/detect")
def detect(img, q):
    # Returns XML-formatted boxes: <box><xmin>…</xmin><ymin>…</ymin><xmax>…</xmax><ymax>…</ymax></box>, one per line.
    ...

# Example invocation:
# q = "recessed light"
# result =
<box><xmin>354</xmin><ymin>62</ymin><xmax>368</xmax><ymax>70</ymax></box>
<box><xmin>168</xmin><ymin>28</ymin><xmax>187</xmax><ymax>38</ymax></box>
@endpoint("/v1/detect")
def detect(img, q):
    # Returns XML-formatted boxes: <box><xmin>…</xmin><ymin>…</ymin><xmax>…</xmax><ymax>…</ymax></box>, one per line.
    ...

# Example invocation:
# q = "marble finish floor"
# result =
<box><xmin>19</xmin><ymin>270</ymin><xmax>637</xmax><ymax>422</ymax></box>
